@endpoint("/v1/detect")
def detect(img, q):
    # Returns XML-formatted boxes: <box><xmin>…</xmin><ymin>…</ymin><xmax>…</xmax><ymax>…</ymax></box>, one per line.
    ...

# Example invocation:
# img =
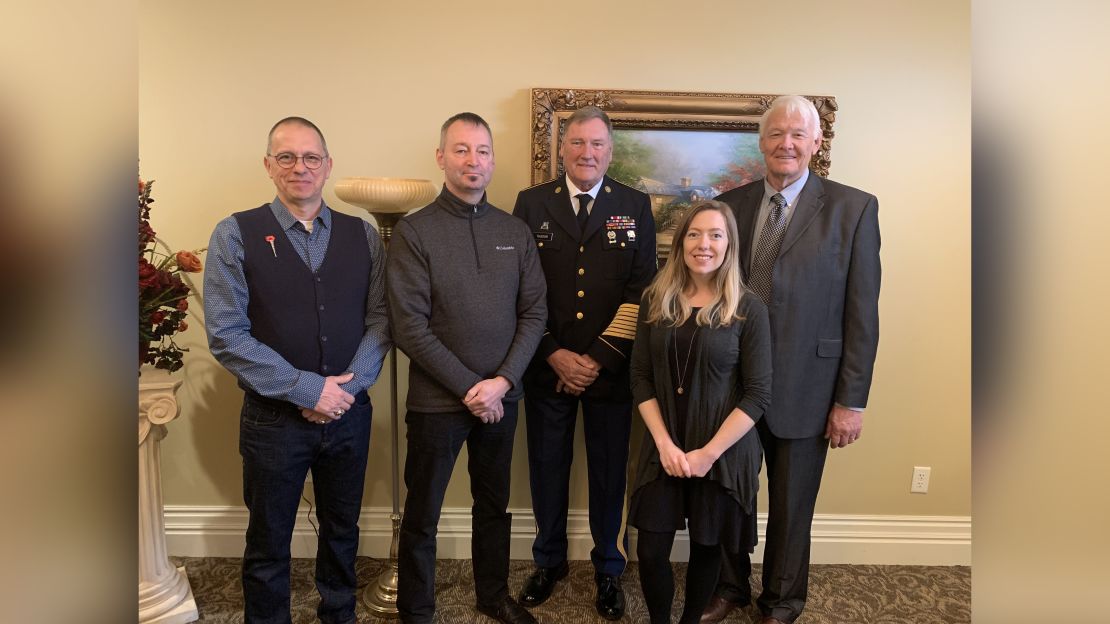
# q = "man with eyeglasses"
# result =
<box><xmin>204</xmin><ymin>116</ymin><xmax>390</xmax><ymax>624</ymax></box>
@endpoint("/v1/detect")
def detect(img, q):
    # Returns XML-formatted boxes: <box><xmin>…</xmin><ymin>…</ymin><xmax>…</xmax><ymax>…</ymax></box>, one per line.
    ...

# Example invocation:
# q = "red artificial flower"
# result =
<box><xmin>175</xmin><ymin>250</ymin><xmax>203</xmax><ymax>272</ymax></box>
<box><xmin>139</xmin><ymin>258</ymin><xmax>159</xmax><ymax>288</ymax></box>
<box><xmin>139</xmin><ymin>221</ymin><xmax>156</xmax><ymax>245</ymax></box>
<box><xmin>138</xmin><ymin>177</ymin><xmax>204</xmax><ymax>375</ymax></box>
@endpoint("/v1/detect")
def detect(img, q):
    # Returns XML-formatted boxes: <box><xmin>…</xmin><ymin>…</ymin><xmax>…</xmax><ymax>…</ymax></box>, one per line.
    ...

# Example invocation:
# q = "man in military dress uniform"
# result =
<box><xmin>512</xmin><ymin>105</ymin><xmax>657</xmax><ymax>621</ymax></box>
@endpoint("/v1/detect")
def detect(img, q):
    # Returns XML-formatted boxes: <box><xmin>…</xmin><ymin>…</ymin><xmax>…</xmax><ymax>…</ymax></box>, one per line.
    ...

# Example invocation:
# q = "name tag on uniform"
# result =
<box><xmin>534</xmin><ymin>232</ymin><xmax>554</xmax><ymax>242</ymax></box>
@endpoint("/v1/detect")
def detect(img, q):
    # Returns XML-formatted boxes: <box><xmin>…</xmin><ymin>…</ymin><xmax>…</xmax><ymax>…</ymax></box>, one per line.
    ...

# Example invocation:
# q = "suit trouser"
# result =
<box><xmin>715</xmin><ymin>420</ymin><xmax>829</xmax><ymax>624</ymax></box>
<box><xmin>396</xmin><ymin>405</ymin><xmax>517</xmax><ymax>623</ymax></box>
<box><xmin>523</xmin><ymin>391</ymin><xmax>631</xmax><ymax>577</ymax></box>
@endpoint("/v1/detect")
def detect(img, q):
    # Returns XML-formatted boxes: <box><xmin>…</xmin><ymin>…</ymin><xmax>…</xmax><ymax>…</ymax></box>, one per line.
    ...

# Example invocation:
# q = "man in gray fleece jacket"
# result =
<box><xmin>388</xmin><ymin>112</ymin><xmax>547</xmax><ymax>624</ymax></box>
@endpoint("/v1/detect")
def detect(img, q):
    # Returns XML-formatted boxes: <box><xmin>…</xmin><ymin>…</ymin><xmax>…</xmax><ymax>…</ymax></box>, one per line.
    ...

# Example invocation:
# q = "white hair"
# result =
<box><xmin>758</xmin><ymin>95</ymin><xmax>821</xmax><ymax>138</ymax></box>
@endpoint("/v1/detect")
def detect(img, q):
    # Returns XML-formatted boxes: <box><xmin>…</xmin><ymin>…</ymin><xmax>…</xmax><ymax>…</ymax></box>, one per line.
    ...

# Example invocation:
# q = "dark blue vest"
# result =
<box><xmin>234</xmin><ymin>205</ymin><xmax>371</xmax><ymax>379</ymax></box>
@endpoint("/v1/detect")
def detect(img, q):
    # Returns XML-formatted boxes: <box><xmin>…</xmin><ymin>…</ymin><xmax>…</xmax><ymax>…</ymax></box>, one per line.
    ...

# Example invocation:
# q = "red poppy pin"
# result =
<box><xmin>265</xmin><ymin>235</ymin><xmax>276</xmax><ymax>257</ymax></box>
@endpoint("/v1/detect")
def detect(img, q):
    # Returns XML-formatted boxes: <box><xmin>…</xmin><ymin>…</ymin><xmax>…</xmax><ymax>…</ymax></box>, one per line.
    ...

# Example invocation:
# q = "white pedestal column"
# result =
<box><xmin>139</xmin><ymin>374</ymin><xmax>199</xmax><ymax>624</ymax></box>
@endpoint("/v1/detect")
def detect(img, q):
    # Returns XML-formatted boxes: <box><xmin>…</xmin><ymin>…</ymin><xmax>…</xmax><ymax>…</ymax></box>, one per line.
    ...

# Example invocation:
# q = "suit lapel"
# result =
<box><xmin>734</xmin><ymin>184</ymin><xmax>763</xmax><ymax>278</ymax></box>
<box><xmin>779</xmin><ymin>173</ymin><xmax>825</xmax><ymax>257</ymax></box>
<box><xmin>543</xmin><ymin>182</ymin><xmax>579</xmax><ymax>239</ymax></box>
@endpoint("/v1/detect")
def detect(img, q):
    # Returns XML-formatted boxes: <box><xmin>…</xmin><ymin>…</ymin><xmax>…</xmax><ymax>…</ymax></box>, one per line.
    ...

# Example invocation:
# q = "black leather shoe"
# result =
<box><xmin>477</xmin><ymin>596</ymin><xmax>538</xmax><ymax>624</ymax></box>
<box><xmin>595</xmin><ymin>574</ymin><xmax>625</xmax><ymax>621</ymax></box>
<box><xmin>518</xmin><ymin>561</ymin><xmax>570</xmax><ymax>607</ymax></box>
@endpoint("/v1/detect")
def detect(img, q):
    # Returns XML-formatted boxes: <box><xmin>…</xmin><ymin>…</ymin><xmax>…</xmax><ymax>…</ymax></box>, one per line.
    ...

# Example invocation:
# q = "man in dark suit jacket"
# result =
<box><xmin>512</xmin><ymin>106</ymin><xmax>656</xmax><ymax>621</ymax></box>
<box><xmin>700</xmin><ymin>95</ymin><xmax>881</xmax><ymax>624</ymax></box>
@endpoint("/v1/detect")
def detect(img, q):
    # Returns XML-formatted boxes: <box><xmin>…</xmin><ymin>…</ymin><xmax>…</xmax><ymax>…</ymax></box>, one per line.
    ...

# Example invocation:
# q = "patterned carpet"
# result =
<box><xmin>174</xmin><ymin>556</ymin><xmax>970</xmax><ymax>623</ymax></box>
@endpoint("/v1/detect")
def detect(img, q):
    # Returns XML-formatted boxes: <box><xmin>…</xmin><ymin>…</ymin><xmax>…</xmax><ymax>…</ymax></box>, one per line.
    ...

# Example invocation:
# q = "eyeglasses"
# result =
<box><xmin>268</xmin><ymin>152</ymin><xmax>327</xmax><ymax>170</ymax></box>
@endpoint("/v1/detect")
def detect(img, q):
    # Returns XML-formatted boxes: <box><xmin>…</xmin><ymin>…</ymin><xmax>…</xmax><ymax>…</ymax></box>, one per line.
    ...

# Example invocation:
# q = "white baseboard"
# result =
<box><xmin>164</xmin><ymin>506</ymin><xmax>970</xmax><ymax>566</ymax></box>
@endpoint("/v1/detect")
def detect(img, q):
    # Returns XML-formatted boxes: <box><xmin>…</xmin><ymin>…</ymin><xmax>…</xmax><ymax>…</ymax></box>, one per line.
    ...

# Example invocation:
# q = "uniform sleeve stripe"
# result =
<box><xmin>601</xmin><ymin>303</ymin><xmax>640</xmax><ymax>340</ymax></box>
<box><xmin>603</xmin><ymin>323</ymin><xmax>637</xmax><ymax>332</ymax></box>
<box><xmin>598</xmin><ymin>337</ymin><xmax>626</xmax><ymax>357</ymax></box>
<box><xmin>607</xmin><ymin>304</ymin><xmax>639</xmax><ymax>324</ymax></box>
<box><xmin>603</xmin><ymin>319</ymin><xmax>639</xmax><ymax>330</ymax></box>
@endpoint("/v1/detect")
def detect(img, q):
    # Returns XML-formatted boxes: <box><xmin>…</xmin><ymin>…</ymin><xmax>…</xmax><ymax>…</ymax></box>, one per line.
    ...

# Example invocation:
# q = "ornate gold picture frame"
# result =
<box><xmin>528</xmin><ymin>88</ymin><xmax>837</xmax><ymax>259</ymax></box>
<box><xmin>529</xmin><ymin>87</ymin><xmax>837</xmax><ymax>184</ymax></box>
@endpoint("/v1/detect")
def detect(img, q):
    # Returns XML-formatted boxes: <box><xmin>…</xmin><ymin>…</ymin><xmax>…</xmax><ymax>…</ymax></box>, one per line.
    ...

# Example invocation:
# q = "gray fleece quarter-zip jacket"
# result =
<box><xmin>386</xmin><ymin>187</ymin><xmax>548</xmax><ymax>413</ymax></box>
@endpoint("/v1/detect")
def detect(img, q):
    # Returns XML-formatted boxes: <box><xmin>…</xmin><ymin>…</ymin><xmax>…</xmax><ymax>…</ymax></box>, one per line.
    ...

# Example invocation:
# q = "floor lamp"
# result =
<box><xmin>334</xmin><ymin>177</ymin><xmax>436</xmax><ymax>617</ymax></box>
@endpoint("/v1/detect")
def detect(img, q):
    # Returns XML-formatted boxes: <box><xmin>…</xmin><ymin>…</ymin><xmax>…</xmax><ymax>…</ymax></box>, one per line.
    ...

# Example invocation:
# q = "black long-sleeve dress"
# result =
<box><xmin>628</xmin><ymin>293</ymin><xmax>772</xmax><ymax>552</ymax></box>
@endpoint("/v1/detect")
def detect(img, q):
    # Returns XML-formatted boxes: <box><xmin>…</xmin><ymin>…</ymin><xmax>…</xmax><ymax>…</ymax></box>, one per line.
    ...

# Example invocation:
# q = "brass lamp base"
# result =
<box><xmin>364</xmin><ymin>513</ymin><xmax>402</xmax><ymax>617</ymax></box>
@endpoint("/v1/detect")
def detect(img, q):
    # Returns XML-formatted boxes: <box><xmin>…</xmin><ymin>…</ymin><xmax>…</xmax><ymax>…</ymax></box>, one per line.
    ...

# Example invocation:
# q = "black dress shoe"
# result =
<box><xmin>477</xmin><ymin>596</ymin><xmax>538</xmax><ymax>624</ymax></box>
<box><xmin>595</xmin><ymin>574</ymin><xmax>625</xmax><ymax>621</ymax></box>
<box><xmin>518</xmin><ymin>561</ymin><xmax>569</xmax><ymax>607</ymax></box>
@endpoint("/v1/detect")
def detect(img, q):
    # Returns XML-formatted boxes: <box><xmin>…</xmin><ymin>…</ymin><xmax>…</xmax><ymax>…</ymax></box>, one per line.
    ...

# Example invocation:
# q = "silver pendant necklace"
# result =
<box><xmin>673</xmin><ymin>324</ymin><xmax>699</xmax><ymax>396</ymax></box>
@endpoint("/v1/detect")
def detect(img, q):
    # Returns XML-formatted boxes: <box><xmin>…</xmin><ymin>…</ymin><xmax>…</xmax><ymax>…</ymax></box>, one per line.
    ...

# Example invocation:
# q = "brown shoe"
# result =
<box><xmin>700</xmin><ymin>595</ymin><xmax>744</xmax><ymax>623</ymax></box>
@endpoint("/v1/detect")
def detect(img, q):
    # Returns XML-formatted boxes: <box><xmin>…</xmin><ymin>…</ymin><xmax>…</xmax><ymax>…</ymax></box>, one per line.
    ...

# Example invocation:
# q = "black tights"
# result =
<box><xmin>637</xmin><ymin>529</ymin><xmax>723</xmax><ymax>624</ymax></box>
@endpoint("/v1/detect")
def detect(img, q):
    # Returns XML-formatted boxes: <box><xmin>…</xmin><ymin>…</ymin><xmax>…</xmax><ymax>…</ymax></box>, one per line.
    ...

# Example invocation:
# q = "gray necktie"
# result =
<box><xmin>749</xmin><ymin>193</ymin><xmax>787</xmax><ymax>304</ymax></box>
<box><xmin>575</xmin><ymin>193</ymin><xmax>591</xmax><ymax>235</ymax></box>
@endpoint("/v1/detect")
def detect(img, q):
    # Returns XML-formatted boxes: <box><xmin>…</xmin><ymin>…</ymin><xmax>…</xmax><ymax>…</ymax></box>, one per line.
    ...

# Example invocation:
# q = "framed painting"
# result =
<box><xmin>528</xmin><ymin>88</ymin><xmax>838</xmax><ymax>259</ymax></box>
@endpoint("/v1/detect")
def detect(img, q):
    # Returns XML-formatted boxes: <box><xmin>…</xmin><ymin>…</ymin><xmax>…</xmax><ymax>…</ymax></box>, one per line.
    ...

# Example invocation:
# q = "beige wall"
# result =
<box><xmin>140</xmin><ymin>0</ymin><xmax>970</xmax><ymax>518</ymax></box>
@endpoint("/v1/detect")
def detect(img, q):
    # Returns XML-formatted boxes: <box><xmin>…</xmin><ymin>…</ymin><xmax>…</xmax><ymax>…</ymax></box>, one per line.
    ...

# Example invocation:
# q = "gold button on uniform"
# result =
<box><xmin>577</xmin><ymin>290</ymin><xmax>585</xmax><ymax>298</ymax></box>
<box><xmin>576</xmin><ymin>312</ymin><xmax>584</xmax><ymax>319</ymax></box>
<box><xmin>578</xmin><ymin>268</ymin><xmax>585</xmax><ymax>275</ymax></box>
<box><xmin>620</xmin><ymin>242</ymin><xmax>626</xmax><ymax>248</ymax></box>
<box><xmin>579</xmin><ymin>246</ymin><xmax>585</xmax><ymax>252</ymax></box>
<box><xmin>538</xmin><ymin>242</ymin><xmax>544</xmax><ymax>248</ymax></box>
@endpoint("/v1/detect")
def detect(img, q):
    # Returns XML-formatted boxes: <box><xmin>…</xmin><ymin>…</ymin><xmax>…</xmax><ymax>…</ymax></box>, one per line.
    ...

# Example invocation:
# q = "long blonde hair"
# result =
<box><xmin>644</xmin><ymin>200</ymin><xmax>747</xmax><ymax>327</ymax></box>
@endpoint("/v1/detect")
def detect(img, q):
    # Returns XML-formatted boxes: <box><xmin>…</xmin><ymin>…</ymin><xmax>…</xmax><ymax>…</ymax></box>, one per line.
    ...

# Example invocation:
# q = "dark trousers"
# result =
<box><xmin>239</xmin><ymin>392</ymin><xmax>372</xmax><ymax>624</ymax></box>
<box><xmin>715</xmin><ymin>420</ymin><xmax>829</xmax><ymax>624</ymax></box>
<box><xmin>523</xmin><ymin>391</ymin><xmax>631</xmax><ymax>576</ymax></box>
<box><xmin>396</xmin><ymin>405</ymin><xmax>519</xmax><ymax>623</ymax></box>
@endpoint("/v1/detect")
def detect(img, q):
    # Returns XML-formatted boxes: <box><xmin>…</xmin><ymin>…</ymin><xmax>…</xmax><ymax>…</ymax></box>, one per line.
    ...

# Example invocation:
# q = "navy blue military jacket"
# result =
<box><xmin>513</xmin><ymin>175</ymin><xmax>657</xmax><ymax>400</ymax></box>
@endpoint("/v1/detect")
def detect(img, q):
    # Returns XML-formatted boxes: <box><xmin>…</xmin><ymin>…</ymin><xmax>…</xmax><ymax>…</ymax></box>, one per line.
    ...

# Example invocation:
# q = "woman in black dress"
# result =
<box><xmin>628</xmin><ymin>200</ymin><xmax>772</xmax><ymax>624</ymax></box>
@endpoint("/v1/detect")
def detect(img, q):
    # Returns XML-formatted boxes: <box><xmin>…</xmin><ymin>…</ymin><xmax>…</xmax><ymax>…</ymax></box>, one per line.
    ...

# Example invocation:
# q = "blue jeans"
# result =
<box><xmin>239</xmin><ymin>391</ymin><xmax>372</xmax><ymax>624</ymax></box>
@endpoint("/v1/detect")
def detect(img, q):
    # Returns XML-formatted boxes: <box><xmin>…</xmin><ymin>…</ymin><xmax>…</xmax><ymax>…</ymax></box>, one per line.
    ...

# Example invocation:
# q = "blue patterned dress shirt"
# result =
<box><xmin>204</xmin><ymin>198</ymin><xmax>390</xmax><ymax>409</ymax></box>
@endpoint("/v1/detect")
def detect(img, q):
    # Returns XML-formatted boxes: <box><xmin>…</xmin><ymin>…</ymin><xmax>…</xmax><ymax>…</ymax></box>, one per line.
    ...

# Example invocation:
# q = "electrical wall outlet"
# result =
<box><xmin>911</xmin><ymin>466</ymin><xmax>931</xmax><ymax>493</ymax></box>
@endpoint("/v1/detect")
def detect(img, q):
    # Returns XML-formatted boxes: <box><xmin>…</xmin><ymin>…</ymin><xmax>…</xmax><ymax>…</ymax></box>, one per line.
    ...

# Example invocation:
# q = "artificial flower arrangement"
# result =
<box><xmin>138</xmin><ymin>179</ymin><xmax>205</xmax><ymax>373</ymax></box>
